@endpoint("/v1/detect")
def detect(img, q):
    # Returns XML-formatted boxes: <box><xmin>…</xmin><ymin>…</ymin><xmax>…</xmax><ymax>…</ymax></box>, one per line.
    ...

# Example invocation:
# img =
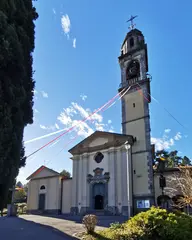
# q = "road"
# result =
<box><xmin>0</xmin><ymin>216</ymin><xmax>77</xmax><ymax>240</ymax></box>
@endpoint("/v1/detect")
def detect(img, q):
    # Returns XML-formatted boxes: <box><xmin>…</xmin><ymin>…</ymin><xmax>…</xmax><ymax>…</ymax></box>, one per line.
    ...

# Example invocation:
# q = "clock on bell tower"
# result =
<box><xmin>118</xmin><ymin>18</ymin><xmax>154</xmax><ymax>213</ymax></box>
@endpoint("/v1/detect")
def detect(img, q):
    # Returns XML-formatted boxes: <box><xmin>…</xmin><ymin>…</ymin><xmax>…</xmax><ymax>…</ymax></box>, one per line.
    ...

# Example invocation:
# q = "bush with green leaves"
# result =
<box><xmin>109</xmin><ymin>222</ymin><xmax>122</xmax><ymax>230</ymax></box>
<box><xmin>82</xmin><ymin>214</ymin><xmax>98</xmax><ymax>234</ymax></box>
<box><xmin>97</xmin><ymin>207</ymin><xmax>192</xmax><ymax>240</ymax></box>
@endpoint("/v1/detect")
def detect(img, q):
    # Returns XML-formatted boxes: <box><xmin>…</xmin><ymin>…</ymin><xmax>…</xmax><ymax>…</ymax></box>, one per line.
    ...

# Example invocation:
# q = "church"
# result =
<box><xmin>26</xmin><ymin>23</ymin><xmax>160</xmax><ymax>216</ymax></box>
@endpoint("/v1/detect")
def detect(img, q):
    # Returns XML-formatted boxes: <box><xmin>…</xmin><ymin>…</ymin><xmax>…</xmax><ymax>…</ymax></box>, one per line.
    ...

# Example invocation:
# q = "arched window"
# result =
<box><xmin>126</xmin><ymin>60</ymin><xmax>140</xmax><ymax>80</ymax></box>
<box><xmin>40</xmin><ymin>185</ymin><xmax>45</xmax><ymax>190</ymax></box>
<box><xmin>94</xmin><ymin>152</ymin><xmax>104</xmax><ymax>163</ymax></box>
<box><xmin>130</xmin><ymin>37</ymin><xmax>134</xmax><ymax>48</ymax></box>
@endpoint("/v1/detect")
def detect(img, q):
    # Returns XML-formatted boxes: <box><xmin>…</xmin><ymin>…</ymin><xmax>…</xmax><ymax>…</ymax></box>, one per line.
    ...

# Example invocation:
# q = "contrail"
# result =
<box><xmin>24</xmin><ymin>128</ymin><xmax>66</xmax><ymax>144</ymax></box>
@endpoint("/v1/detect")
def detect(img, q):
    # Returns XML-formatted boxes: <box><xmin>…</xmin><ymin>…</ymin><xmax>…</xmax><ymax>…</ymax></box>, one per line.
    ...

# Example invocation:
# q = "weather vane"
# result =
<box><xmin>127</xmin><ymin>15</ymin><xmax>138</xmax><ymax>30</ymax></box>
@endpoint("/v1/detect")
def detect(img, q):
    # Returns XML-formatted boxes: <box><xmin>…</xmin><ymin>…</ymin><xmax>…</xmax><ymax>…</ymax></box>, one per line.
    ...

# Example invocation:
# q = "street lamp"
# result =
<box><xmin>124</xmin><ymin>141</ymin><xmax>131</xmax><ymax>219</ymax></box>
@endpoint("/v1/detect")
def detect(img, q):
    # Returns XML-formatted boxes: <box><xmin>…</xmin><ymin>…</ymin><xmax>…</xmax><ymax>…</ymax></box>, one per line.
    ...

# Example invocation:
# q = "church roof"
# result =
<box><xmin>26</xmin><ymin>165</ymin><xmax>59</xmax><ymax>180</ymax></box>
<box><xmin>68</xmin><ymin>130</ymin><xmax>134</xmax><ymax>156</ymax></box>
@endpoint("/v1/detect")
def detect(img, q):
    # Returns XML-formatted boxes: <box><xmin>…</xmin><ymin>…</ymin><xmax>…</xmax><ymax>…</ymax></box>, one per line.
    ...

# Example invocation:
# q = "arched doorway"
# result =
<box><xmin>38</xmin><ymin>185</ymin><xmax>46</xmax><ymax>211</ymax></box>
<box><xmin>92</xmin><ymin>183</ymin><xmax>105</xmax><ymax>210</ymax></box>
<box><xmin>95</xmin><ymin>195</ymin><xmax>104</xmax><ymax>209</ymax></box>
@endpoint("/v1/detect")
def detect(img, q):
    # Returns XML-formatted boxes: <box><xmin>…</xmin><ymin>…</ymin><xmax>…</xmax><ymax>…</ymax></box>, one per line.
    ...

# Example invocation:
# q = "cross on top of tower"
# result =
<box><xmin>127</xmin><ymin>15</ymin><xmax>138</xmax><ymax>30</ymax></box>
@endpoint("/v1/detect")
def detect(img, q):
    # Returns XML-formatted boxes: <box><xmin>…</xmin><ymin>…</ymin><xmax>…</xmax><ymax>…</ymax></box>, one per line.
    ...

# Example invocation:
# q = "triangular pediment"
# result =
<box><xmin>68</xmin><ymin>131</ymin><xmax>134</xmax><ymax>155</ymax></box>
<box><xmin>26</xmin><ymin>166</ymin><xmax>59</xmax><ymax>180</ymax></box>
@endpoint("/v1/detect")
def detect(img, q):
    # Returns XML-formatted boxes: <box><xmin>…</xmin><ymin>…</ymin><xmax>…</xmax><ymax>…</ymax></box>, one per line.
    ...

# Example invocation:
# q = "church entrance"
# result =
<box><xmin>38</xmin><ymin>193</ymin><xmax>45</xmax><ymax>210</ymax></box>
<box><xmin>92</xmin><ymin>183</ymin><xmax>105</xmax><ymax>210</ymax></box>
<box><xmin>95</xmin><ymin>195</ymin><xmax>104</xmax><ymax>209</ymax></box>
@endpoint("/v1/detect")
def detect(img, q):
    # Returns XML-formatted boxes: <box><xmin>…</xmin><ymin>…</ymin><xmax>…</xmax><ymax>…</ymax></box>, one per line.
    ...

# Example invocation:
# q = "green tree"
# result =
<box><xmin>60</xmin><ymin>169</ymin><xmax>71</xmax><ymax>178</ymax></box>
<box><xmin>14</xmin><ymin>188</ymin><xmax>26</xmax><ymax>203</ymax></box>
<box><xmin>154</xmin><ymin>150</ymin><xmax>191</xmax><ymax>169</ymax></box>
<box><xmin>181</xmin><ymin>156</ymin><xmax>191</xmax><ymax>166</ymax></box>
<box><xmin>0</xmin><ymin>0</ymin><xmax>38</xmax><ymax>212</ymax></box>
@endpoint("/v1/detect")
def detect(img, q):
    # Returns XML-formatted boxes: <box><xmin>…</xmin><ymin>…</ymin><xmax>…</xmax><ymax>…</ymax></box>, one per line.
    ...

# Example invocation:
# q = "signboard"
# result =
<box><xmin>137</xmin><ymin>200</ymin><xmax>150</xmax><ymax>209</ymax></box>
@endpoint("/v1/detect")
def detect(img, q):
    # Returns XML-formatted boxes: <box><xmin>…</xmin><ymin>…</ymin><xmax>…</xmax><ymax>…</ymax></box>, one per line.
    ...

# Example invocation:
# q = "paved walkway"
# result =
<box><xmin>0</xmin><ymin>216</ymin><xmax>77</xmax><ymax>239</ymax></box>
<box><xmin>0</xmin><ymin>214</ymin><xmax>127</xmax><ymax>239</ymax></box>
<box><xmin>20</xmin><ymin>215</ymin><xmax>107</xmax><ymax>236</ymax></box>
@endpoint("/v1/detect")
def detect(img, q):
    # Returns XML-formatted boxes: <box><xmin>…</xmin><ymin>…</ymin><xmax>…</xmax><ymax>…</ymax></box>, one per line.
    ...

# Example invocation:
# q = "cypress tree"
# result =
<box><xmin>0</xmin><ymin>0</ymin><xmax>38</xmax><ymax>211</ymax></box>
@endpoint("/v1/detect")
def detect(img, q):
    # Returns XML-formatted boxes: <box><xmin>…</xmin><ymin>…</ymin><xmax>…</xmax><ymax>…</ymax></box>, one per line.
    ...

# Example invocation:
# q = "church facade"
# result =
<box><xmin>27</xmin><ymin>26</ymin><xmax>157</xmax><ymax>216</ymax></box>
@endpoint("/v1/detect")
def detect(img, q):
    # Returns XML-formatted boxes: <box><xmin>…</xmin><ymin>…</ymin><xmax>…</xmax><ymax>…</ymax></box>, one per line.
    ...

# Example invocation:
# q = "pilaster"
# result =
<box><xmin>71</xmin><ymin>156</ymin><xmax>79</xmax><ymax>214</ymax></box>
<box><xmin>78</xmin><ymin>156</ymin><xmax>83</xmax><ymax>210</ymax></box>
<box><xmin>116</xmin><ymin>148</ymin><xmax>122</xmax><ymax>213</ymax></box>
<box><xmin>108</xmin><ymin>148</ymin><xmax>116</xmax><ymax>207</ymax></box>
<box><xmin>121</xmin><ymin>149</ymin><xmax>128</xmax><ymax>215</ymax></box>
<box><xmin>81</xmin><ymin>153</ymin><xmax>89</xmax><ymax>207</ymax></box>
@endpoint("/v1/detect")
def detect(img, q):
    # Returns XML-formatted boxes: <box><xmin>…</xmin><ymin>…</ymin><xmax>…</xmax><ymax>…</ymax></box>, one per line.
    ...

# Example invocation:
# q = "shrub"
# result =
<box><xmin>96</xmin><ymin>207</ymin><xmax>192</xmax><ymax>240</ymax></box>
<box><xmin>122</xmin><ymin>207</ymin><xmax>192</xmax><ymax>240</ymax></box>
<box><xmin>82</xmin><ymin>214</ymin><xmax>98</xmax><ymax>234</ymax></box>
<box><xmin>110</xmin><ymin>222</ymin><xmax>122</xmax><ymax>230</ymax></box>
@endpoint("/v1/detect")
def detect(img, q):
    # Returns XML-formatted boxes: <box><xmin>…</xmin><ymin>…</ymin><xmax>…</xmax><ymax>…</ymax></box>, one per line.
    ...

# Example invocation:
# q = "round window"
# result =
<box><xmin>94</xmin><ymin>152</ymin><xmax>104</xmax><ymax>163</ymax></box>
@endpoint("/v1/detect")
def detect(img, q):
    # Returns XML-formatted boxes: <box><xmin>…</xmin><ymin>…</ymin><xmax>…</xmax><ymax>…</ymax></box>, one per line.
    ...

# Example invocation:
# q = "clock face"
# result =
<box><xmin>127</xmin><ymin>60</ymin><xmax>140</xmax><ymax>79</ymax></box>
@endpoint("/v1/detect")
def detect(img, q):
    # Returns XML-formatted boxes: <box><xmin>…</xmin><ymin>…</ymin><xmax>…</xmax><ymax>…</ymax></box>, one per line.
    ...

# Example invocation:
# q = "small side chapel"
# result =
<box><xmin>27</xmin><ymin>24</ymin><xmax>155</xmax><ymax>216</ymax></box>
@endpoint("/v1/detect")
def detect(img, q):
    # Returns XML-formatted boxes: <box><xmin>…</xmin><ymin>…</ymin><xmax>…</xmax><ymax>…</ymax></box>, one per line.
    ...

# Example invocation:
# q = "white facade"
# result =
<box><xmin>68</xmin><ymin>131</ymin><xmax>134</xmax><ymax>215</ymax></box>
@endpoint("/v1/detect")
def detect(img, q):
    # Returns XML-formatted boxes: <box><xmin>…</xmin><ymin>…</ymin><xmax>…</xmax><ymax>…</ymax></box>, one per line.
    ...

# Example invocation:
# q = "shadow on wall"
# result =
<box><xmin>0</xmin><ymin>216</ymin><xmax>78</xmax><ymax>240</ymax></box>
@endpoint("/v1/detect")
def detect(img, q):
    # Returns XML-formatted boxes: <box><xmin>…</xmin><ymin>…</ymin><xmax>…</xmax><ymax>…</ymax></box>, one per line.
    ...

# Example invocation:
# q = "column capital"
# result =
<box><xmin>71</xmin><ymin>155</ymin><xmax>80</xmax><ymax>161</ymax></box>
<box><xmin>82</xmin><ymin>153</ymin><xmax>89</xmax><ymax>159</ymax></box>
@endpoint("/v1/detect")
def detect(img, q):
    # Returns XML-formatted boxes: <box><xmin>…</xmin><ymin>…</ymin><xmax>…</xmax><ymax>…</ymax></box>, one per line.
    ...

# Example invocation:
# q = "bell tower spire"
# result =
<box><xmin>118</xmin><ymin>22</ymin><xmax>154</xmax><ymax>213</ymax></box>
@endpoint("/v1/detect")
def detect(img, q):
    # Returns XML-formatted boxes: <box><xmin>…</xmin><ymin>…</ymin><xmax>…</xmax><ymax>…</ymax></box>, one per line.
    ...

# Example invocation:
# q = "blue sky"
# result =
<box><xmin>18</xmin><ymin>0</ymin><xmax>192</xmax><ymax>183</ymax></box>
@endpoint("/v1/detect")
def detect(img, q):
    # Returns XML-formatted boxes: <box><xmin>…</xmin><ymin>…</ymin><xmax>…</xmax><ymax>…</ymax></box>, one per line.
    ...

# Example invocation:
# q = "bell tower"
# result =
<box><xmin>118</xmin><ymin>18</ymin><xmax>154</xmax><ymax>212</ymax></box>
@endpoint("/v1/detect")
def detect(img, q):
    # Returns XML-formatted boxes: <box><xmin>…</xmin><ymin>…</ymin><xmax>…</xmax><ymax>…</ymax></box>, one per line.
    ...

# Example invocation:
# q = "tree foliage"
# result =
<box><xmin>60</xmin><ymin>169</ymin><xmax>71</xmax><ymax>178</ymax></box>
<box><xmin>154</xmin><ymin>150</ymin><xmax>191</xmax><ymax>169</ymax></box>
<box><xmin>0</xmin><ymin>0</ymin><xmax>38</xmax><ymax>210</ymax></box>
<box><xmin>14</xmin><ymin>188</ymin><xmax>26</xmax><ymax>203</ymax></box>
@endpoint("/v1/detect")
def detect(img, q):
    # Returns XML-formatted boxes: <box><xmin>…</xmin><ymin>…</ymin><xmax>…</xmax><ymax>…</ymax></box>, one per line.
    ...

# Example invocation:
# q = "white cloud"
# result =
<box><xmin>164</xmin><ymin>129</ymin><xmax>171</xmax><ymax>133</ymax></box>
<box><xmin>108</xmin><ymin>120</ymin><xmax>112</xmax><ymax>124</ymax></box>
<box><xmin>80</xmin><ymin>94</ymin><xmax>87</xmax><ymax>101</ymax></box>
<box><xmin>40</xmin><ymin>125</ymin><xmax>47</xmax><ymax>130</ymax></box>
<box><xmin>40</xmin><ymin>124</ymin><xmax>58</xmax><ymax>131</ymax></box>
<box><xmin>61</xmin><ymin>14</ymin><xmax>71</xmax><ymax>36</ymax></box>
<box><xmin>109</xmin><ymin>129</ymin><xmax>115</xmax><ymax>133</ymax></box>
<box><xmin>151</xmin><ymin>129</ymin><xmax>182</xmax><ymax>151</ymax></box>
<box><xmin>57</xmin><ymin>101</ymin><xmax>113</xmax><ymax>138</ymax></box>
<box><xmin>41</xmin><ymin>91</ymin><xmax>48</xmax><ymax>98</ymax></box>
<box><xmin>151</xmin><ymin>137</ymin><xmax>174</xmax><ymax>151</ymax></box>
<box><xmin>71</xmin><ymin>102</ymin><xmax>103</xmax><ymax>123</ymax></box>
<box><xmin>34</xmin><ymin>109</ymin><xmax>39</xmax><ymax>113</ymax></box>
<box><xmin>73</xmin><ymin>38</ymin><xmax>76</xmax><ymax>48</ymax></box>
<box><xmin>174</xmin><ymin>132</ymin><xmax>182</xmax><ymax>141</ymax></box>
<box><xmin>25</xmin><ymin>97</ymin><xmax>115</xmax><ymax>144</ymax></box>
<box><xmin>52</xmin><ymin>8</ymin><xmax>56</xmax><ymax>15</ymax></box>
